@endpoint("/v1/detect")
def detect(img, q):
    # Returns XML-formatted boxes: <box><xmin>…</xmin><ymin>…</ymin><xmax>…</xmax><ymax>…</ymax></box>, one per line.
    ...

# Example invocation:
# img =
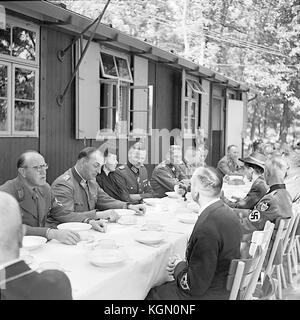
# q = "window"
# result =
<box><xmin>0</xmin><ymin>17</ymin><xmax>39</xmax><ymax>137</ymax></box>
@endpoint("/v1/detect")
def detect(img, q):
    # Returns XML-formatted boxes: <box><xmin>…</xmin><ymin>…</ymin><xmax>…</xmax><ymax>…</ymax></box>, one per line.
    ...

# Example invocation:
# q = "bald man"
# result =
<box><xmin>146</xmin><ymin>167</ymin><xmax>242</xmax><ymax>300</ymax></box>
<box><xmin>0</xmin><ymin>151</ymin><xmax>105</xmax><ymax>245</ymax></box>
<box><xmin>0</xmin><ymin>191</ymin><xmax>72</xmax><ymax>300</ymax></box>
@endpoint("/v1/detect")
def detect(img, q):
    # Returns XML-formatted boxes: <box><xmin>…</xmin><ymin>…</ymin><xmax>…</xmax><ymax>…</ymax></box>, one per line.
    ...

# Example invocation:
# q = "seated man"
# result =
<box><xmin>222</xmin><ymin>152</ymin><xmax>268</xmax><ymax>209</ymax></box>
<box><xmin>96</xmin><ymin>147</ymin><xmax>130</xmax><ymax>202</ymax></box>
<box><xmin>146</xmin><ymin>167</ymin><xmax>242</xmax><ymax>300</ymax></box>
<box><xmin>181</xmin><ymin>145</ymin><xmax>209</xmax><ymax>179</ymax></box>
<box><xmin>151</xmin><ymin>145</ymin><xmax>189</xmax><ymax>198</ymax></box>
<box><xmin>284</xmin><ymin>149</ymin><xmax>300</xmax><ymax>203</ymax></box>
<box><xmin>237</xmin><ymin>156</ymin><xmax>293</xmax><ymax>235</ymax></box>
<box><xmin>0</xmin><ymin>191</ymin><xmax>72</xmax><ymax>300</ymax></box>
<box><xmin>48</xmin><ymin>147</ymin><xmax>145</xmax><ymax>225</ymax></box>
<box><xmin>217</xmin><ymin>145</ymin><xmax>245</xmax><ymax>176</ymax></box>
<box><xmin>113</xmin><ymin>142</ymin><xmax>154</xmax><ymax>204</ymax></box>
<box><xmin>0</xmin><ymin>151</ymin><xmax>84</xmax><ymax>245</ymax></box>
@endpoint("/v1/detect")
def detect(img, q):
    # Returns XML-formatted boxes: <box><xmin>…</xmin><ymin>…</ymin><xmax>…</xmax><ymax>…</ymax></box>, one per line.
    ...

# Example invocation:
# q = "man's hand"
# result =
<box><xmin>95</xmin><ymin>209</ymin><xmax>120</xmax><ymax>222</ymax></box>
<box><xmin>166</xmin><ymin>254</ymin><xmax>183</xmax><ymax>276</ymax></box>
<box><xmin>48</xmin><ymin>229</ymin><xmax>80</xmax><ymax>245</ymax></box>
<box><xmin>88</xmin><ymin>219</ymin><xmax>107</xmax><ymax>232</ymax></box>
<box><xmin>128</xmin><ymin>204</ymin><xmax>146</xmax><ymax>215</ymax></box>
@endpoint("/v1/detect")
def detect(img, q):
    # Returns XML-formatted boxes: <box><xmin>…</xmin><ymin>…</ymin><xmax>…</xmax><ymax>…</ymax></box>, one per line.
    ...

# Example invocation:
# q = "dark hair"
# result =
<box><xmin>17</xmin><ymin>150</ymin><xmax>39</xmax><ymax>168</ymax></box>
<box><xmin>227</xmin><ymin>145</ymin><xmax>237</xmax><ymax>153</ymax></box>
<box><xmin>77</xmin><ymin>147</ymin><xmax>98</xmax><ymax>160</ymax></box>
<box><xmin>103</xmin><ymin>147</ymin><xmax>117</xmax><ymax>158</ymax></box>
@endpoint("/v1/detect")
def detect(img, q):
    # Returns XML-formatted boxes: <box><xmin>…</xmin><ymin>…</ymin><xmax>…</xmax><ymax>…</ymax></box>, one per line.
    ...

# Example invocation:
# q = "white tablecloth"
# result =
<box><xmin>26</xmin><ymin>197</ymin><xmax>195</xmax><ymax>300</ymax></box>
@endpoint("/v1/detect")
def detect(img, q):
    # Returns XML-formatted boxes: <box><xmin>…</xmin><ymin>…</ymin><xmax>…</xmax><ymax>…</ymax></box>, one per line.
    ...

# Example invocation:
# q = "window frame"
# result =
<box><xmin>0</xmin><ymin>15</ymin><xmax>39</xmax><ymax>137</ymax></box>
<box><xmin>99</xmin><ymin>48</ymin><xmax>133</xmax><ymax>83</ymax></box>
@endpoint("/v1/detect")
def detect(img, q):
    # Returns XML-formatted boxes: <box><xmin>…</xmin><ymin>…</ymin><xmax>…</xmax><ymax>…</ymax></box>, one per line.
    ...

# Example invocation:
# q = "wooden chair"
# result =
<box><xmin>227</xmin><ymin>221</ymin><xmax>275</xmax><ymax>300</ymax></box>
<box><xmin>227</xmin><ymin>246</ymin><xmax>262</xmax><ymax>300</ymax></box>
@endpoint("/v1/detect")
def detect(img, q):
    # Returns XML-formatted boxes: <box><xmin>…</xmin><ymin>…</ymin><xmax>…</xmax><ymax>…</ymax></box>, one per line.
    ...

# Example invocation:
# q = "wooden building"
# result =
<box><xmin>0</xmin><ymin>1</ymin><xmax>248</xmax><ymax>184</ymax></box>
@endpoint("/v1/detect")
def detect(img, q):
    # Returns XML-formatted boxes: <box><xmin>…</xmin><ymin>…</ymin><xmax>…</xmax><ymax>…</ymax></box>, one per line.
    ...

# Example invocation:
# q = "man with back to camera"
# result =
<box><xmin>48</xmin><ymin>147</ymin><xmax>146</xmax><ymax>226</ymax></box>
<box><xmin>0</xmin><ymin>150</ymin><xmax>84</xmax><ymax>245</ymax></box>
<box><xmin>0</xmin><ymin>191</ymin><xmax>72</xmax><ymax>300</ymax></box>
<box><xmin>146</xmin><ymin>166</ymin><xmax>242</xmax><ymax>300</ymax></box>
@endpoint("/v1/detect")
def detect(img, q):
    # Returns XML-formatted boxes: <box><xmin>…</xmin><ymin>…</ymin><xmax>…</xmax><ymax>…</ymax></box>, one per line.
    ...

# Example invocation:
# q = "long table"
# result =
<box><xmin>24</xmin><ymin>197</ymin><xmax>195</xmax><ymax>300</ymax></box>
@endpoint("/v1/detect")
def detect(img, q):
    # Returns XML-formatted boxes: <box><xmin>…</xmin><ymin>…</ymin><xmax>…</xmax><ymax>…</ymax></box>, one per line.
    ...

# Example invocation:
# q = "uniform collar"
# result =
<box><xmin>16</xmin><ymin>176</ymin><xmax>44</xmax><ymax>199</ymax></box>
<box><xmin>267</xmin><ymin>184</ymin><xmax>286</xmax><ymax>194</ymax></box>
<box><xmin>73</xmin><ymin>166</ymin><xmax>87</xmax><ymax>184</ymax></box>
<box><xmin>0</xmin><ymin>258</ymin><xmax>22</xmax><ymax>271</ymax></box>
<box><xmin>128</xmin><ymin>161</ymin><xmax>139</xmax><ymax>175</ymax></box>
<box><xmin>102</xmin><ymin>165</ymin><xmax>111</xmax><ymax>176</ymax></box>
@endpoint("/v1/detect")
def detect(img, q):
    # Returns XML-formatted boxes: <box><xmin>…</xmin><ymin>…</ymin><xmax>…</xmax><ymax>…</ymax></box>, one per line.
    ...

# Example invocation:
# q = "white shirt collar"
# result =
<box><xmin>198</xmin><ymin>198</ymin><xmax>220</xmax><ymax>216</ymax></box>
<box><xmin>74</xmin><ymin>166</ymin><xmax>86</xmax><ymax>183</ymax></box>
<box><xmin>0</xmin><ymin>258</ymin><xmax>22</xmax><ymax>270</ymax></box>
<box><xmin>103</xmin><ymin>165</ymin><xmax>111</xmax><ymax>176</ymax></box>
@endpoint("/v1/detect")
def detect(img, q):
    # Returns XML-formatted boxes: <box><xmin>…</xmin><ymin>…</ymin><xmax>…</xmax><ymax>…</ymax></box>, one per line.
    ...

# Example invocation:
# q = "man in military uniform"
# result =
<box><xmin>48</xmin><ymin>147</ymin><xmax>146</xmax><ymax>225</ymax></box>
<box><xmin>0</xmin><ymin>151</ymin><xmax>81</xmax><ymax>245</ymax></box>
<box><xmin>113</xmin><ymin>142</ymin><xmax>153</xmax><ymax>204</ymax></box>
<box><xmin>150</xmin><ymin>145</ymin><xmax>189</xmax><ymax>198</ymax></box>
<box><xmin>146</xmin><ymin>167</ymin><xmax>242</xmax><ymax>300</ymax></box>
<box><xmin>217</xmin><ymin>145</ymin><xmax>245</xmax><ymax>176</ymax></box>
<box><xmin>237</xmin><ymin>156</ymin><xmax>293</xmax><ymax>235</ymax></box>
<box><xmin>0</xmin><ymin>192</ymin><xmax>72</xmax><ymax>300</ymax></box>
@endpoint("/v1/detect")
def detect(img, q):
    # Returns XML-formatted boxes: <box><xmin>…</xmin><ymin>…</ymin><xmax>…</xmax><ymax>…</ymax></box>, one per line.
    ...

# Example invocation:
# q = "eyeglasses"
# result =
<box><xmin>23</xmin><ymin>163</ymin><xmax>49</xmax><ymax>172</ymax></box>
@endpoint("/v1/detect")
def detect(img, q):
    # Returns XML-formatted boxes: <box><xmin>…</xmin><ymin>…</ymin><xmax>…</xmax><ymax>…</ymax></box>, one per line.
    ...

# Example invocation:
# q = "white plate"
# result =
<box><xmin>143</xmin><ymin>198</ymin><xmax>161</xmax><ymax>206</ymax></box>
<box><xmin>117</xmin><ymin>215</ymin><xmax>137</xmax><ymax>225</ymax></box>
<box><xmin>57</xmin><ymin>222</ymin><xmax>92</xmax><ymax>231</ymax></box>
<box><xmin>114</xmin><ymin>209</ymin><xmax>136</xmax><ymax>216</ymax></box>
<box><xmin>165</xmin><ymin>191</ymin><xmax>180</xmax><ymax>198</ymax></box>
<box><xmin>89</xmin><ymin>248</ymin><xmax>127</xmax><ymax>267</ymax></box>
<box><xmin>135</xmin><ymin>231</ymin><xmax>165</xmax><ymax>245</ymax></box>
<box><xmin>22</xmin><ymin>236</ymin><xmax>47</xmax><ymax>251</ymax></box>
<box><xmin>178</xmin><ymin>214</ymin><xmax>198</xmax><ymax>224</ymax></box>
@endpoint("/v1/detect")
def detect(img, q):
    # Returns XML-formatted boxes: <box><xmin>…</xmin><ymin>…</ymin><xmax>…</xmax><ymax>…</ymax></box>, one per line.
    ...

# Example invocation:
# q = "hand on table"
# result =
<box><xmin>88</xmin><ymin>219</ymin><xmax>107</xmax><ymax>232</ymax></box>
<box><xmin>166</xmin><ymin>254</ymin><xmax>183</xmax><ymax>276</ymax></box>
<box><xmin>128</xmin><ymin>203</ymin><xmax>146</xmax><ymax>215</ymax></box>
<box><xmin>96</xmin><ymin>209</ymin><xmax>120</xmax><ymax>222</ymax></box>
<box><xmin>48</xmin><ymin>229</ymin><xmax>80</xmax><ymax>245</ymax></box>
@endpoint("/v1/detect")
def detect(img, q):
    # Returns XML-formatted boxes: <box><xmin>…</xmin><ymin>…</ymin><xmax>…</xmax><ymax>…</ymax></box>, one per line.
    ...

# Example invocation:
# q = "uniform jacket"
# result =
<box><xmin>217</xmin><ymin>155</ymin><xmax>245</xmax><ymax>176</ymax></box>
<box><xmin>114</xmin><ymin>163</ymin><xmax>153</xmax><ymax>203</ymax></box>
<box><xmin>0</xmin><ymin>176</ymin><xmax>53</xmax><ymax>236</ymax></box>
<box><xmin>48</xmin><ymin>167</ymin><xmax>126</xmax><ymax>225</ymax></box>
<box><xmin>0</xmin><ymin>260</ymin><xmax>72</xmax><ymax>300</ymax></box>
<box><xmin>238</xmin><ymin>184</ymin><xmax>293</xmax><ymax>234</ymax></box>
<box><xmin>147</xmin><ymin>200</ymin><xmax>242</xmax><ymax>300</ymax></box>
<box><xmin>150</xmin><ymin>161</ymin><xmax>188</xmax><ymax>198</ymax></box>
<box><xmin>96</xmin><ymin>167</ymin><xmax>130</xmax><ymax>203</ymax></box>
<box><xmin>223</xmin><ymin>175</ymin><xmax>268</xmax><ymax>210</ymax></box>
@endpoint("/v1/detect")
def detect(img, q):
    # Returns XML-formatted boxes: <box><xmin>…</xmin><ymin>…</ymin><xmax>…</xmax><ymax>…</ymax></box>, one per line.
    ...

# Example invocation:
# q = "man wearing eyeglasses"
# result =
<box><xmin>48</xmin><ymin>147</ymin><xmax>146</xmax><ymax>226</ymax></box>
<box><xmin>0</xmin><ymin>150</ymin><xmax>82</xmax><ymax>245</ymax></box>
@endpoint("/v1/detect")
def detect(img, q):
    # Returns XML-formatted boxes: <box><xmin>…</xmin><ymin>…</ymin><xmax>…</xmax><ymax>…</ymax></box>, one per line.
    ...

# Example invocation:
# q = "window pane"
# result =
<box><xmin>15</xmin><ymin>67</ymin><xmax>35</xmax><ymax>100</ymax></box>
<box><xmin>120</xmin><ymin>85</ymin><xmax>128</xmax><ymax>121</ymax></box>
<box><xmin>115</xmin><ymin>57</ymin><xmax>131</xmax><ymax>80</ymax></box>
<box><xmin>12</xmin><ymin>27</ymin><xmax>36</xmax><ymax>61</ymax></box>
<box><xmin>130</xmin><ymin>111</ymin><xmax>147</xmax><ymax>133</ymax></box>
<box><xmin>190</xmin><ymin>117</ymin><xmax>196</xmax><ymax>133</ymax></box>
<box><xmin>0</xmin><ymin>65</ymin><xmax>8</xmax><ymax>98</ymax></box>
<box><xmin>0</xmin><ymin>99</ymin><xmax>8</xmax><ymax>131</ymax></box>
<box><xmin>191</xmin><ymin>102</ymin><xmax>196</xmax><ymax>118</ymax></box>
<box><xmin>14</xmin><ymin>101</ymin><xmax>35</xmax><ymax>131</ymax></box>
<box><xmin>100</xmin><ymin>53</ymin><xmax>118</xmax><ymax>77</ymax></box>
<box><xmin>100</xmin><ymin>107</ymin><xmax>116</xmax><ymax>131</ymax></box>
<box><xmin>0</xmin><ymin>26</ymin><xmax>11</xmax><ymax>56</ymax></box>
<box><xmin>184</xmin><ymin>100</ymin><xmax>188</xmax><ymax>117</ymax></box>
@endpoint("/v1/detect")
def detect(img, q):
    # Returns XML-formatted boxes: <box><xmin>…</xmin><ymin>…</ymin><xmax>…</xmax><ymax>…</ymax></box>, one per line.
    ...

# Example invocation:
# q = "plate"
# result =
<box><xmin>178</xmin><ymin>214</ymin><xmax>198</xmax><ymax>224</ymax></box>
<box><xmin>165</xmin><ymin>191</ymin><xmax>180</xmax><ymax>198</ymax></box>
<box><xmin>114</xmin><ymin>209</ymin><xmax>136</xmax><ymax>216</ymax></box>
<box><xmin>57</xmin><ymin>222</ymin><xmax>92</xmax><ymax>231</ymax></box>
<box><xmin>117</xmin><ymin>215</ymin><xmax>137</xmax><ymax>225</ymax></box>
<box><xmin>143</xmin><ymin>198</ymin><xmax>161</xmax><ymax>206</ymax></box>
<box><xmin>89</xmin><ymin>248</ymin><xmax>127</xmax><ymax>267</ymax></box>
<box><xmin>22</xmin><ymin>236</ymin><xmax>47</xmax><ymax>250</ymax></box>
<box><xmin>135</xmin><ymin>231</ymin><xmax>165</xmax><ymax>245</ymax></box>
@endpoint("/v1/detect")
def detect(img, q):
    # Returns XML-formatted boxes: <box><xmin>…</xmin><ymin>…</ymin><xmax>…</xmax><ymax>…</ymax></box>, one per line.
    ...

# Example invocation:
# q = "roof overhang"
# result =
<box><xmin>1</xmin><ymin>0</ymin><xmax>248</xmax><ymax>91</ymax></box>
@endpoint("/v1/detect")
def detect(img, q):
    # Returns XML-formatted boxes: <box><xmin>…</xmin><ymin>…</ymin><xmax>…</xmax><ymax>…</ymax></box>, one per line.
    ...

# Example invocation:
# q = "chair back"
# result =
<box><xmin>227</xmin><ymin>246</ymin><xmax>262</xmax><ymax>300</ymax></box>
<box><xmin>286</xmin><ymin>209</ymin><xmax>300</xmax><ymax>254</ymax></box>
<box><xmin>243</xmin><ymin>221</ymin><xmax>275</xmax><ymax>299</ymax></box>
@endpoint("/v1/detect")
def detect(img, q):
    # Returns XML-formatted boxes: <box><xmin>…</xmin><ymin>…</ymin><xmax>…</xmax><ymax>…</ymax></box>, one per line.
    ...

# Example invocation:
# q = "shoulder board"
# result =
<box><xmin>63</xmin><ymin>175</ymin><xmax>71</xmax><ymax>181</ymax></box>
<box><xmin>119</xmin><ymin>165</ymin><xmax>125</xmax><ymax>170</ymax></box>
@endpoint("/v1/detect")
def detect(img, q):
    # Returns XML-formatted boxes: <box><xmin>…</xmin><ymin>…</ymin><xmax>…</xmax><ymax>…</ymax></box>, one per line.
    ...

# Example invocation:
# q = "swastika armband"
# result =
<box><xmin>248</xmin><ymin>209</ymin><xmax>260</xmax><ymax>222</ymax></box>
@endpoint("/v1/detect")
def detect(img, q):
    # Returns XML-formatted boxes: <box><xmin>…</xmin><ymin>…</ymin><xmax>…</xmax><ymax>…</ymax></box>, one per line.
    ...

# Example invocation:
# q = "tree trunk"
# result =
<box><xmin>250</xmin><ymin>102</ymin><xmax>258</xmax><ymax>140</ymax></box>
<box><xmin>280</xmin><ymin>102</ymin><xmax>290</xmax><ymax>143</ymax></box>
